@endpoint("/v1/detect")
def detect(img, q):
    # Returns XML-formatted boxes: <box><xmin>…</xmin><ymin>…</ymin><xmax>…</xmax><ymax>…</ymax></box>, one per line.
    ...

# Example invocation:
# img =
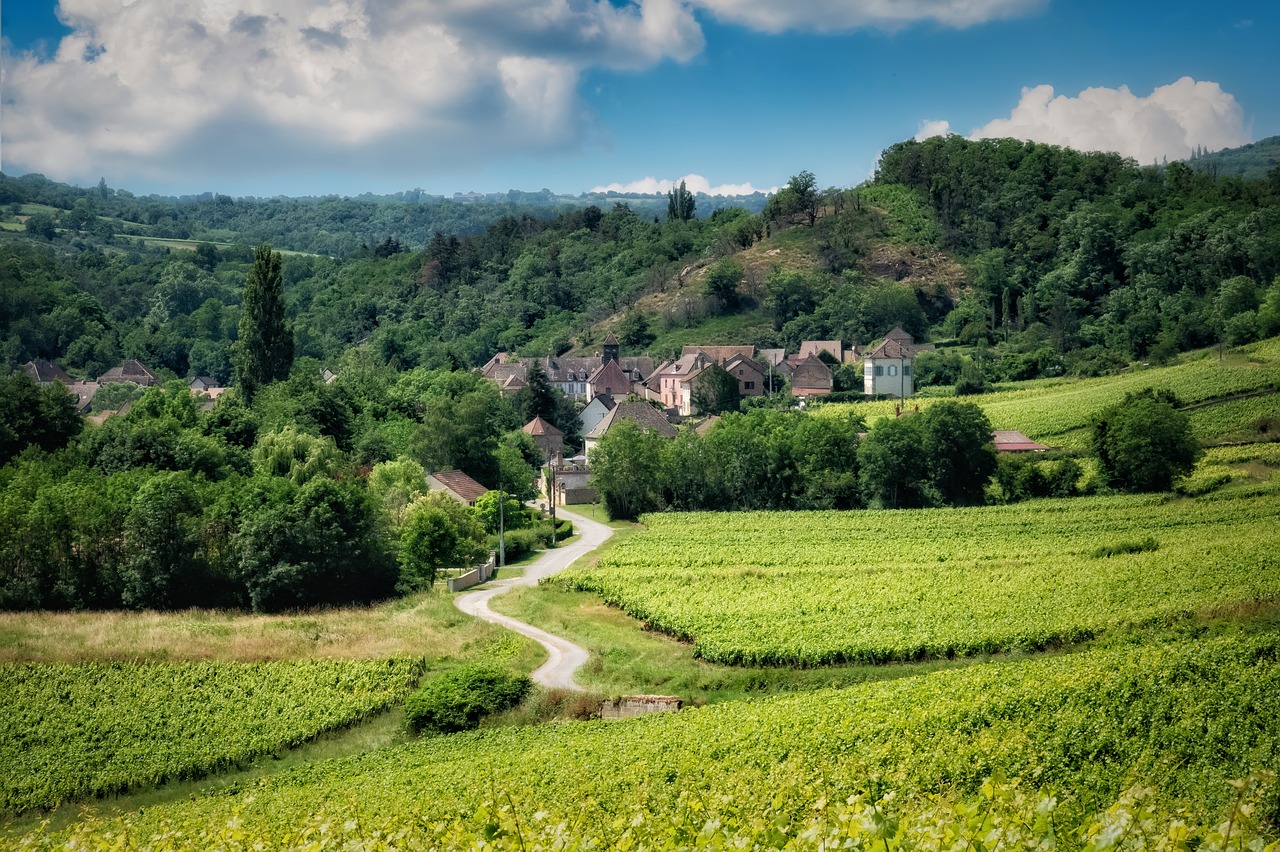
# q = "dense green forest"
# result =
<box><xmin>4</xmin><ymin>134</ymin><xmax>1280</xmax><ymax>612</ymax></box>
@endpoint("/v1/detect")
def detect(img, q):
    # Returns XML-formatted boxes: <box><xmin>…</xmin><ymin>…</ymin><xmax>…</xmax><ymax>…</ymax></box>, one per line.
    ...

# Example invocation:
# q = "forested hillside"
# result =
<box><xmin>4</xmin><ymin>136</ymin><xmax>1279</xmax><ymax>389</ymax></box>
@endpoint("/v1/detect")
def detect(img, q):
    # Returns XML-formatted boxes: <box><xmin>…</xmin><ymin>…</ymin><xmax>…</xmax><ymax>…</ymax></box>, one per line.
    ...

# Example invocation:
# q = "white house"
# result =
<box><xmin>862</xmin><ymin>327</ymin><xmax>933</xmax><ymax>398</ymax></box>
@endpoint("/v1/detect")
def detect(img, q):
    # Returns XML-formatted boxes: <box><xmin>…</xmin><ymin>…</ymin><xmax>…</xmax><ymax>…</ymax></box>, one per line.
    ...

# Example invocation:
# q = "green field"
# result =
<box><xmin>556</xmin><ymin>484</ymin><xmax>1280</xmax><ymax>666</ymax></box>
<box><xmin>16</xmin><ymin>632</ymin><xmax>1280</xmax><ymax>849</ymax></box>
<box><xmin>0</xmin><ymin>658</ymin><xmax>425</xmax><ymax>814</ymax></box>
<box><xmin>822</xmin><ymin>339</ymin><xmax>1280</xmax><ymax>448</ymax></box>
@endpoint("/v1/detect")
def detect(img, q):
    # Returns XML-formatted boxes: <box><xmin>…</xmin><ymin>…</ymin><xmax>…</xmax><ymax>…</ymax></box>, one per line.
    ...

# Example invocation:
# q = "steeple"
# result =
<box><xmin>602</xmin><ymin>332</ymin><xmax>619</xmax><ymax>364</ymax></box>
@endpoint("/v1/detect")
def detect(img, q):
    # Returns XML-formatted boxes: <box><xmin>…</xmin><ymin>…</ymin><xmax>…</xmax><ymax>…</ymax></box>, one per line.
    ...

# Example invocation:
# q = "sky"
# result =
<box><xmin>1</xmin><ymin>0</ymin><xmax>1276</xmax><ymax>199</ymax></box>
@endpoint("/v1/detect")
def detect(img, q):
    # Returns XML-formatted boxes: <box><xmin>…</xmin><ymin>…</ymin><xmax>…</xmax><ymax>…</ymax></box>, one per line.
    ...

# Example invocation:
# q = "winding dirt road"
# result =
<box><xmin>453</xmin><ymin>506</ymin><xmax>613</xmax><ymax>691</ymax></box>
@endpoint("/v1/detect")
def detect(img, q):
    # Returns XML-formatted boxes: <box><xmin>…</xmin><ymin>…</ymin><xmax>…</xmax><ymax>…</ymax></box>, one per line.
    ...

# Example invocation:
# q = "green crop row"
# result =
<box><xmin>19</xmin><ymin>633</ymin><xmax>1280</xmax><ymax>849</ymax></box>
<box><xmin>0</xmin><ymin>657</ymin><xmax>425</xmax><ymax>814</ymax></box>
<box><xmin>556</xmin><ymin>486</ymin><xmax>1280</xmax><ymax>666</ymax></box>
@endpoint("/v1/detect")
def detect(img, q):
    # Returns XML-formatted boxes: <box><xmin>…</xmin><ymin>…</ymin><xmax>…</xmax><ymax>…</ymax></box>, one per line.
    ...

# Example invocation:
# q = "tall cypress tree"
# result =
<box><xmin>233</xmin><ymin>244</ymin><xmax>293</xmax><ymax>401</ymax></box>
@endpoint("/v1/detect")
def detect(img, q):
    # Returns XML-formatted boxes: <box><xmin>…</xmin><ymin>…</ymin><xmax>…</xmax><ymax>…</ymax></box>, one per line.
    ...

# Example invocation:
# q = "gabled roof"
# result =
<box><xmin>582</xmin><ymin>393</ymin><xmax>617</xmax><ymax>412</ymax></box>
<box><xmin>602</xmin><ymin>332</ymin><xmax>619</xmax><ymax>346</ymax></box>
<box><xmin>680</xmin><ymin>344</ymin><xmax>756</xmax><ymax>364</ymax></box>
<box><xmin>722</xmin><ymin>353</ymin><xmax>766</xmax><ymax>378</ymax></box>
<box><xmin>522</xmin><ymin>416</ymin><xmax>564</xmax><ymax>437</ymax></box>
<box><xmin>23</xmin><ymin>359</ymin><xmax>71</xmax><ymax>385</ymax></box>
<box><xmin>865</xmin><ymin>328</ymin><xmax>934</xmax><ymax>360</ymax></box>
<box><xmin>428</xmin><ymin>470</ymin><xmax>489</xmax><ymax>504</ymax></box>
<box><xmin>585</xmin><ymin>401</ymin><xmax>678</xmax><ymax>440</ymax></box>
<box><xmin>798</xmin><ymin>341</ymin><xmax>843</xmax><ymax>362</ymax></box>
<box><xmin>992</xmin><ymin>430</ymin><xmax>1052</xmax><ymax>452</ymax></box>
<box><xmin>99</xmin><ymin>359</ymin><xmax>159</xmax><ymax>385</ymax></box>
<box><xmin>790</xmin><ymin>353</ymin><xmax>834</xmax><ymax>390</ymax></box>
<box><xmin>589</xmin><ymin>357</ymin><xmax>633</xmax><ymax>394</ymax></box>
<box><xmin>758</xmin><ymin>348</ymin><xmax>787</xmax><ymax>368</ymax></box>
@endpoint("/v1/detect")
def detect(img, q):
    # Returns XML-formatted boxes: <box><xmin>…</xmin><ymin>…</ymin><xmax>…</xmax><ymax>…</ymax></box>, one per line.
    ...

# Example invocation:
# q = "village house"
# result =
<box><xmin>427</xmin><ymin>470</ymin><xmax>489</xmax><ymax>506</ymax></box>
<box><xmin>98</xmin><ymin>359</ymin><xmax>160</xmax><ymax>386</ymax></box>
<box><xmin>481</xmin><ymin>334</ymin><xmax>653</xmax><ymax>401</ymax></box>
<box><xmin>578</xmin><ymin>393</ymin><xmax>616</xmax><ymax>436</ymax></box>
<box><xmin>583</xmin><ymin>400</ymin><xmax>678</xmax><ymax>455</ymax></box>
<box><xmin>521</xmin><ymin>415</ymin><xmax>565</xmax><ymax>464</ymax></box>
<box><xmin>21</xmin><ymin>359</ymin><xmax>72</xmax><ymax>386</ymax></box>
<box><xmin>862</xmin><ymin>327</ymin><xmax>934</xmax><ymax>398</ymax></box>
<box><xmin>789</xmin><ymin>353</ymin><xmax>835</xmax><ymax>398</ymax></box>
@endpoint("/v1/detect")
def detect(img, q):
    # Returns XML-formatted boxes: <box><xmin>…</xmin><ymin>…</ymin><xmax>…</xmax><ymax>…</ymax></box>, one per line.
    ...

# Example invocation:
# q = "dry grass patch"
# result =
<box><xmin>0</xmin><ymin>592</ymin><xmax>534</xmax><ymax>664</ymax></box>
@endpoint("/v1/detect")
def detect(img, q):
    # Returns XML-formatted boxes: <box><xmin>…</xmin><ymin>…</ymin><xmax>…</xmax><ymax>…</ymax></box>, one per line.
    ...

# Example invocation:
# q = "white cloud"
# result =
<box><xmin>0</xmin><ymin>0</ymin><xmax>704</xmax><ymax>189</ymax></box>
<box><xmin>914</xmin><ymin>119</ymin><xmax>952</xmax><ymax>141</ymax></box>
<box><xmin>968</xmin><ymin>77</ymin><xmax>1249</xmax><ymax>163</ymax></box>
<box><xmin>590</xmin><ymin>174</ymin><xmax>778</xmax><ymax>195</ymax></box>
<box><xmin>686</xmin><ymin>0</ymin><xmax>1043</xmax><ymax>33</ymax></box>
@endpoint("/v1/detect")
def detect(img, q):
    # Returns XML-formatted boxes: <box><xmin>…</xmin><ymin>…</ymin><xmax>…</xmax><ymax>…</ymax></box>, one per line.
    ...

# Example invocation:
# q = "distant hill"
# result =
<box><xmin>1186</xmin><ymin>135</ymin><xmax>1280</xmax><ymax>180</ymax></box>
<box><xmin>0</xmin><ymin>172</ymin><xmax>769</xmax><ymax>255</ymax></box>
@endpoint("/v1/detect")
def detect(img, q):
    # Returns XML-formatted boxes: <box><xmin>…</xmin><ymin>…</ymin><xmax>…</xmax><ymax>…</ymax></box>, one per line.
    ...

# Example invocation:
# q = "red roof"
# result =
<box><xmin>992</xmin><ymin>430</ymin><xmax>1051</xmax><ymax>452</ymax></box>
<box><xmin>522</xmin><ymin>416</ymin><xmax>564</xmax><ymax>437</ymax></box>
<box><xmin>428</xmin><ymin>470</ymin><xmax>489</xmax><ymax>503</ymax></box>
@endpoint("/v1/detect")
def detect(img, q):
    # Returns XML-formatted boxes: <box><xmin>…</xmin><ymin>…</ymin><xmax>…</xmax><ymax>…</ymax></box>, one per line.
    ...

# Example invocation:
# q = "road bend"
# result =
<box><xmin>453</xmin><ymin>505</ymin><xmax>614</xmax><ymax>691</ymax></box>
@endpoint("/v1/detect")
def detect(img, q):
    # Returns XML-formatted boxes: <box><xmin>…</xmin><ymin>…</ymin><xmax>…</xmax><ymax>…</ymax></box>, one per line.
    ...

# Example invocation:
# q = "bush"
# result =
<box><xmin>404</xmin><ymin>665</ymin><xmax>532</xmax><ymax>735</ymax></box>
<box><xmin>494</xmin><ymin>527</ymin><xmax>543</xmax><ymax>561</ymax></box>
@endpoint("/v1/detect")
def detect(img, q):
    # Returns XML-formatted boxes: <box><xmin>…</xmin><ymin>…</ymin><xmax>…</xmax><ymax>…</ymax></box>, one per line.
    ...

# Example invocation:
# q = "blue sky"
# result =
<box><xmin>1</xmin><ymin>1</ymin><xmax>1275</xmax><ymax>198</ymax></box>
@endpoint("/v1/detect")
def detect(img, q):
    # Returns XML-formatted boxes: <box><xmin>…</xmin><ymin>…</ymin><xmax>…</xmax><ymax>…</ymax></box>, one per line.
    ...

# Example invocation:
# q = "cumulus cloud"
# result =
<box><xmin>968</xmin><ymin>77</ymin><xmax>1249</xmax><ymax>163</ymax></box>
<box><xmin>915</xmin><ymin>119</ymin><xmax>952</xmax><ymax>141</ymax></box>
<box><xmin>686</xmin><ymin>0</ymin><xmax>1043</xmax><ymax>33</ymax></box>
<box><xmin>590</xmin><ymin>174</ymin><xmax>778</xmax><ymax>196</ymax></box>
<box><xmin>0</xmin><ymin>0</ymin><xmax>704</xmax><ymax>188</ymax></box>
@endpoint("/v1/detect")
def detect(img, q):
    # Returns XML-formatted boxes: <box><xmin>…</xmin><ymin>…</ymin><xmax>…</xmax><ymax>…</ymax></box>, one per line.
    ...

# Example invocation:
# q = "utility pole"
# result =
<box><xmin>498</xmin><ymin>474</ymin><xmax>505</xmax><ymax>568</ymax></box>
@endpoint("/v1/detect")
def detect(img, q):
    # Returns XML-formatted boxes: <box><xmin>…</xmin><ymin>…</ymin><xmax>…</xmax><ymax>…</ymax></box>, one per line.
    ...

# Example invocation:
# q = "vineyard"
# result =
<box><xmin>555</xmin><ymin>485</ymin><xmax>1280</xmax><ymax>665</ymax></box>
<box><xmin>821</xmin><ymin>339</ymin><xmax>1280</xmax><ymax>447</ymax></box>
<box><xmin>0</xmin><ymin>657</ymin><xmax>424</xmax><ymax>814</ymax></box>
<box><xmin>17</xmin><ymin>633</ymin><xmax>1280</xmax><ymax>849</ymax></box>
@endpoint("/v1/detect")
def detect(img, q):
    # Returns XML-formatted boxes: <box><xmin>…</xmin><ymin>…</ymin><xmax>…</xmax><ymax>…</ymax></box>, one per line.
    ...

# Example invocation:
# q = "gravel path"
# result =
<box><xmin>453</xmin><ymin>506</ymin><xmax>614</xmax><ymax>691</ymax></box>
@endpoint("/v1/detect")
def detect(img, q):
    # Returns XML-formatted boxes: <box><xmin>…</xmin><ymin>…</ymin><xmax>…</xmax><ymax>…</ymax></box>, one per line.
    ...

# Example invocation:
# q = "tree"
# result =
<box><xmin>233</xmin><ymin>245</ymin><xmax>293</xmax><ymax>401</ymax></box>
<box><xmin>703</xmin><ymin>258</ymin><xmax>742</xmax><ymax>311</ymax></box>
<box><xmin>121</xmin><ymin>471</ymin><xmax>201</xmax><ymax>609</ymax></box>
<box><xmin>589</xmin><ymin>420</ymin><xmax>665</xmax><ymax>521</ymax></box>
<box><xmin>398</xmin><ymin>492</ymin><xmax>486</xmax><ymax>590</ymax></box>
<box><xmin>0</xmin><ymin>374</ymin><xmax>83</xmax><ymax>466</ymax></box>
<box><xmin>690</xmin><ymin>363</ymin><xmax>741</xmax><ymax>415</ymax></box>
<box><xmin>920</xmin><ymin>401</ymin><xmax>996</xmax><ymax>505</ymax></box>
<box><xmin>857</xmin><ymin>414</ymin><xmax>931</xmax><ymax>508</ymax></box>
<box><xmin>666</xmin><ymin>180</ymin><xmax>696</xmax><ymax>222</ymax></box>
<box><xmin>1092</xmin><ymin>390</ymin><xmax>1201</xmax><ymax>493</ymax></box>
<box><xmin>617</xmin><ymin>309</ymin><xmax>655</xmax><ymax>349</ymax></box>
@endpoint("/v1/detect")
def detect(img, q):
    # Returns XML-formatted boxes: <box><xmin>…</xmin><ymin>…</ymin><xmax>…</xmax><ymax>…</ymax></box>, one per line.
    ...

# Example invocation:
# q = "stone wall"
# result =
<box><xmin>599</xmin><ymin>695</ymin><xmax>682</xmax><ymax>719</ymax></box>
<box><xmin>447</xmin><ymin>552</ymin><xmax>496</xmax><ymax>592</ymax></box>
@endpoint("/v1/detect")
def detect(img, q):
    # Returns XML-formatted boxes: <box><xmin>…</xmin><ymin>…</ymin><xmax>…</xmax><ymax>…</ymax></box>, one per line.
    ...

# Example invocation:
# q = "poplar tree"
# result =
<box><xmin>233</xmin><ymin>244</ymin><xmax>293</xmax><ymax>401</ymax></box>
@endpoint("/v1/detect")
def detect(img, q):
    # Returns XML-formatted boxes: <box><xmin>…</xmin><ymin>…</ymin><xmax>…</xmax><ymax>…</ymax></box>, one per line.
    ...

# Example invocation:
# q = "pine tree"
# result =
<box><xmin>233</xmin><ymin>245</ymin><xmax>293</xmax><ymax>401</ymax></box>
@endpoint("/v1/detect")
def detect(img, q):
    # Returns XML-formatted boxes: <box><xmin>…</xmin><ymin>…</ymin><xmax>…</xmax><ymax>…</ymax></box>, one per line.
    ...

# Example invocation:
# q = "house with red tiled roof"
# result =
<box><xmin>427</xmin><ymin>470</ymin><xmax>489</xmax><ymax>506</ymax></box>
<box><xmin>522</xmin><ymin>416</ymin><xmax>565</xmax><ymax>463</ymax></box>
<box><xmin>992</xmin><ymin>431</ymin><xmax>1051</xmax><ymax>453</ymax></box>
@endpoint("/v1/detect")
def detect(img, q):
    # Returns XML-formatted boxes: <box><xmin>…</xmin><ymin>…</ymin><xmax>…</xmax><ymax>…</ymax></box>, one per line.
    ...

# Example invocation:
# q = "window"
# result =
<box><xmin>874</xmin><ymin>365</ymin><xmax>884</xmax><ymax>377</ymax></box>
<box><xmin>903</xmin><ymin>365</ymin><xmax>913</xmax><ymax>377</ymax></box>
<box><xmin>889</xmin><ymin>365</ymin><xmax>898</xmax><ymax>377</ymax></box>
<box><xmin>744</xmin><ymin>381</ymin><xmax>755</xmax><ymax>390</ymax></box>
